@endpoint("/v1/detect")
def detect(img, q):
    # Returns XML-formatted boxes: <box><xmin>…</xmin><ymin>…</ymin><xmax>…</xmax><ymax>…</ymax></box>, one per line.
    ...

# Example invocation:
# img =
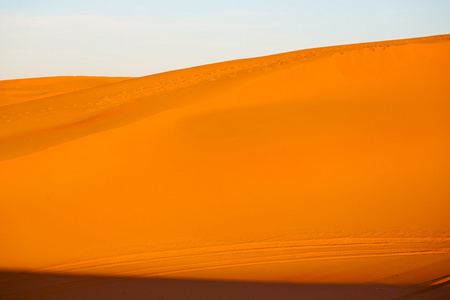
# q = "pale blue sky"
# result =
<box><xmin>1</xmin><ymin>0</ymin><xmax>449</xmax><ymax>80</ymax></box>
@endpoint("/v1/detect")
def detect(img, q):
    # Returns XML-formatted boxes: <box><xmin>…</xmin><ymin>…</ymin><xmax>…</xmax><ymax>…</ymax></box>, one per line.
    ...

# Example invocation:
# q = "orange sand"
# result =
<box><xmin>1</xmin><ymin>35</ymin><xmax>449</xmax><ymax>299</ymax></box>
<box><xmin>0</xmin><ymin>76</ymin><xmax>133</xmax><ymax>107</ymax></box>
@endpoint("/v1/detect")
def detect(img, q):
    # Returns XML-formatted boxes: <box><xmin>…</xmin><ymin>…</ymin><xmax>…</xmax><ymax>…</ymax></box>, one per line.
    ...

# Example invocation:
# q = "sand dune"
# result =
<box><xmin>0</xmin><ymin>76</ymin><xmax>133</xmax><ymax>107</ymax></box>
<box><xmin>1</xmin><ymin>34</ymin><xmax>449</xmax><ymax>298</ymax></box>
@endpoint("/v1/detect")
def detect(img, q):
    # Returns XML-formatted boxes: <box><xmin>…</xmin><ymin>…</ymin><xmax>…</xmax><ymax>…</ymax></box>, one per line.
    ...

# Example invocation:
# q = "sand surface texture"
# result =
<box><xmin>0</xmin><ymin>76</ymin><xmax>133</xmax><ymax>107</ymax></box>
<box><xmin>1</xmin><ymin>35</ymin><xmax>449</xmax><ymax>299</ymax></box>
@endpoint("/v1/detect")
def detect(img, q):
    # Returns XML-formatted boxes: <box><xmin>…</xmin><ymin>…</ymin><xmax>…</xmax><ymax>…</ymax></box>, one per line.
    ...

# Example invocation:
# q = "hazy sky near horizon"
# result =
<box><xmin>1</xmin><ymin>0</ymin><xmax>449</xmax><ymax>80</ymax></box>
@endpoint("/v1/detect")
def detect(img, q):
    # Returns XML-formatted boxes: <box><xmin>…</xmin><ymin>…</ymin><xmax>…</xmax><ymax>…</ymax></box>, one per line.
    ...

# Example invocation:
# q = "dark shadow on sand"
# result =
<box><xmin>1</xmin><ymin>270</ymin><xmax>449</xmax><ymax>300</ymax></box>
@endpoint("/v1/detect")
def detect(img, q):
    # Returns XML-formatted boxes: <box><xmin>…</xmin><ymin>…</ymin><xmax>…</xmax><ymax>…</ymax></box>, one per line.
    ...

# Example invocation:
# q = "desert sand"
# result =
<box><xmin>0</xmin><ymin>76</ymin><xmax>133</xmax><ymax>107</ymax></box>
<box><xmin>1</xmin><ymin>34</ymin><xmax>449</xmax><ymax>299</ymax></box>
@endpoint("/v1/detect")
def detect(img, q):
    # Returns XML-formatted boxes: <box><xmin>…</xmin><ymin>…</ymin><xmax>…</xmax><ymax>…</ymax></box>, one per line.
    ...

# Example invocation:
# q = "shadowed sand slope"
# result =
<box><xmin>1</xmin><ymin>35</ymin><xmax>450</xmax><ymax>297</ymax></box>
<box><xmin>1</xmin><ymin>271</ymin><xmax>449</xmax><ymax>300</ymax></box>
<box><xmin>0</xmin><ymin>76</ymin><xmax>133</xmax><ymax>107</ymax></box>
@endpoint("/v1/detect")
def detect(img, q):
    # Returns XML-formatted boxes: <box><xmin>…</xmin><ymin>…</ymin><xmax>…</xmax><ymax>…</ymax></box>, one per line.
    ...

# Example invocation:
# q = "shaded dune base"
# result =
<box><xmin>1</xmin><ymin>271</ymin><xmax>449</xmax><ymax>300</ymax></box>
<box><xmin>0</xmin><ymin>76</ymin><xmax>133</xmax><ymax>107</ymax></box>
<box><xmin>1</xmin><ymin>34</ymin><xmax>450</xmax><ymax>296</ymax></box>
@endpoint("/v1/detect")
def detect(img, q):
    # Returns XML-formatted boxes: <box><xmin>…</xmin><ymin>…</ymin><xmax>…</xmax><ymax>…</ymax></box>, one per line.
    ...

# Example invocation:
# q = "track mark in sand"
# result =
<box><xmin>35</xmin><ymin>237</ymin><xmax>450</xmax><ymax>274</ymax></box>
<box><xmin>4</xmin><ymin>250</ymin><xmax>449</xmax><ymax>300</ymax></box>
<box><xmin>130</xmin><ymin>249</ymin><xmax>449</xmax><ymax>279</ymax></box>
<box><xmin>32</xmin><ymin>238</ymin><xmax>394</xmax><ymax>273</ymax></box>
<box><xmin>392</xmin><ymin>274</ymin><xmax>450</xmax><ymax>299</ymax></box>
<box><xmin>422</xmin><ymin>274</ymin><xmax>450</xmax><ymax>286</ymax></box>
<box><xmin>36</xmin><ymin>241</ymin><xmax>395</xmax><ymax>274</ymax></box>
<box><xmin>4</xmin><ymin>237</ymin><xmax>450</xmax><ymax>299</ymax></box>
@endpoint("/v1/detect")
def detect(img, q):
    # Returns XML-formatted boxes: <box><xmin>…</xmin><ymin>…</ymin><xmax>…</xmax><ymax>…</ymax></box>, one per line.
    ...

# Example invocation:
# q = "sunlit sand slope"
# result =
<box><xmin>0</xmin><ymin>76</ymin><xmax>133</xmax><ymax>107</ymax></box>
<box><xmin>1</xmin><ymin>35</ymin><xmax>449</xmax><ymax>293</ymax></box>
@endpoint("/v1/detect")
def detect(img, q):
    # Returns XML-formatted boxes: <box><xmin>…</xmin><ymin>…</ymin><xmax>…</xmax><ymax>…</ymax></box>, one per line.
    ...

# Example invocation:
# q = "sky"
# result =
<box><xmin>0</xmin><ymin>0</ymin><xmax>449</xmax><ymax>80</ymax></box>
